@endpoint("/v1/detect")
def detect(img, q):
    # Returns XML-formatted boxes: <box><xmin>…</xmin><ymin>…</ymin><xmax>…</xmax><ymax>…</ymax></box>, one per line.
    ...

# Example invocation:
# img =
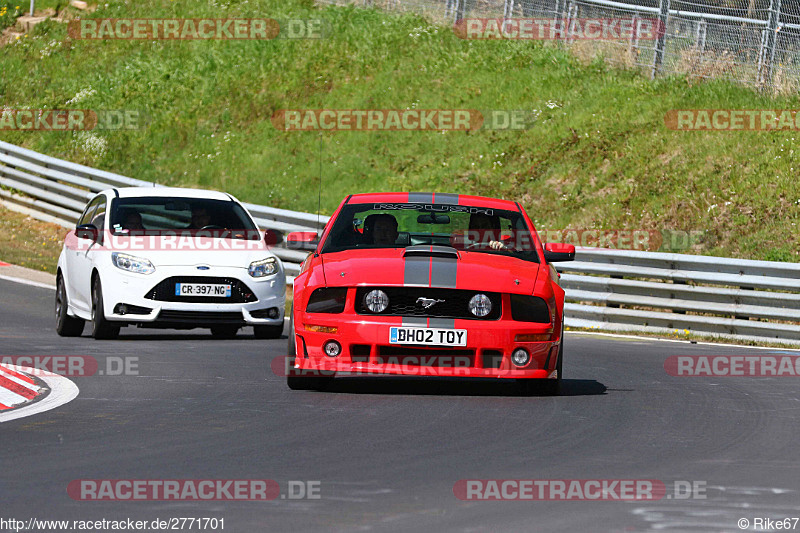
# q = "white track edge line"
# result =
<box><xmin>0</xmin><ymin>274</ymin><xmax>55</xmax><ymax>290</ymax></box>
<box><xmin>567</xmin><ymin>330</ymin><xmax>800</xmax><ymax>352</ymax></box>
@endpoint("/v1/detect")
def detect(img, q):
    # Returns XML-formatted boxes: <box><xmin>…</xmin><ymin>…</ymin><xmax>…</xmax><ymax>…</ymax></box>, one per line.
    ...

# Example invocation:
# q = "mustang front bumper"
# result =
<box><xmin>292</xmin><ymin>311</ymin><xmax>561</xmax><ymax>379</ymax></box>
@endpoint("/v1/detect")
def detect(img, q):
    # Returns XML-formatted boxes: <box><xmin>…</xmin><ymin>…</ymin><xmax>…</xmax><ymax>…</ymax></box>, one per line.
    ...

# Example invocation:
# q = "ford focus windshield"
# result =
<box><xmin>110</xmin><ymin>197</ymin><xmax>258</xmax><ymax>238</ymax></box>
<box><xmin>321</xmin><ymin>202</ymin><xmax>540</xmax><ymax>262</ymax></box>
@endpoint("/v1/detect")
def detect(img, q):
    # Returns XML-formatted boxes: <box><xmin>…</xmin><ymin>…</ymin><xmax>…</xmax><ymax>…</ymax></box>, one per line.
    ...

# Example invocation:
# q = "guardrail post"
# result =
<box><xmin>503</xmin><ymin>0</ymin><xmax>515</xmax><ymax>21</ymax></box>
<box><xmin>449</xmin><ymin>0</ymin><xmax>467</xmax><ymax>23</ymax></box>
<box><xmin>695</xmin><ymin>19</ymin><xmax>706</xmax><ymax>53</ymax></box>
<box><xmin>554</xmin><ymin>0</ymin><xmax>564</xmax><ymax>33</ymax></box>
<box><xmin>651</xmin><ymin>0</ymin><xmax>670</xmax><ymax>79</ymax></box>
<box><xmin>758</xmin><ymin>0</ymin><xmax>781</xmax><ymax>88</ymax></box>
<box><xmin>565</xmin><ymin>2</ymin><xmax>577</xmax><ymax>44</ymax></box>
<box><xmin>628</xmin><ymin>14</ymin><xmax>639</xmax><ymax>63</ymax></box>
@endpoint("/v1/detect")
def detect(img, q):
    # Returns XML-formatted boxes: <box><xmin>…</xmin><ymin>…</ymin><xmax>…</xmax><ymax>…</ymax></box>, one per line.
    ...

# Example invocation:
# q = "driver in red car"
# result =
<box><xmin>468</xmin><ymin>213</ymin><xmax>508</xmax><ymax>250</ymax></box>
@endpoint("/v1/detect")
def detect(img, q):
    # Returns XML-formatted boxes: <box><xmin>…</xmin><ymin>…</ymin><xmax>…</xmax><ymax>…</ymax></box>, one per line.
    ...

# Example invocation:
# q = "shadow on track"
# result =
<box><xmin>316</xmin><ymin>377</ymin><xmax>606</xmax><ymax>397</ymax></box>
<box><xmin>93</xmin><ymin>333</ymin><xmax>286</xmax><ymax>341</ymax></box>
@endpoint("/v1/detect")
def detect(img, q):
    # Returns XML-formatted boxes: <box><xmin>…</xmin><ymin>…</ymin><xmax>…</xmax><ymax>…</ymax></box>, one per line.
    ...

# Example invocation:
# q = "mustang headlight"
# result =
<box><xmin>111</xmin><ymin>252</ymin><xmax>155</xmax><ymax>275</ymax></box>
<box><xmin>248</xmin><ymin>257</ymin><xmax>278</xmax><ymax>278</ymax></box>
<box><xmin>510</xmin><ymin>294</ymin><xmax>551</xmax><ymax>323</ymax></box>
<box><xmin>307</xmin><ymin>288</ymin><xmax>347</xmax><ymax>314</ymax></box>
<box><xmin>364</xmin><ymin>289</ymin><xmax>389</xmax><ymax>313</ymax></box>
<box><xmin>468</xmin><ymin>293</ymin><xmax>492</xmax><ymax>317</ymax></box>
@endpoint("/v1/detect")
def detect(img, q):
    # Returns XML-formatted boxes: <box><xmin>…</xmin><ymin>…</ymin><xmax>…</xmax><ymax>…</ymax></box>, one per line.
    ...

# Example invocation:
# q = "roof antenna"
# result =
<box><xmin>317</xmin><ymin>132</ymin><xmax>322</xmax><ymax>233</ymax></box>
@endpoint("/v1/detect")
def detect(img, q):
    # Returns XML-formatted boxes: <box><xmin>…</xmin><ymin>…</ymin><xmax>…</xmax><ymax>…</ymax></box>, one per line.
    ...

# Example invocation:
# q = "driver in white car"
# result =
<box><xmin>188</xmin><ymin>205</ymin><xmax>213</xmax><ymax>230</ymax></box>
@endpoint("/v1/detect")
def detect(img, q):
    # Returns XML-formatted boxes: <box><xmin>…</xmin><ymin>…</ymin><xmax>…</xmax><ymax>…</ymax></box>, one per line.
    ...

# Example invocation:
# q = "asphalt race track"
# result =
<box><xmin>2</xmin><ymin>277</ymin><xmax>799</xmax><ymax>532</ymax></box>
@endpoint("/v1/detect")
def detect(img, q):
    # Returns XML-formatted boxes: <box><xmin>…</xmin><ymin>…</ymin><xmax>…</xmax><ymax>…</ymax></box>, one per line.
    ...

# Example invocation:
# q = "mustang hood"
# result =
<box><xmin>321</xmin><ymin>246</ymin><xmax>540</xmax><ymax>294</ymax></box>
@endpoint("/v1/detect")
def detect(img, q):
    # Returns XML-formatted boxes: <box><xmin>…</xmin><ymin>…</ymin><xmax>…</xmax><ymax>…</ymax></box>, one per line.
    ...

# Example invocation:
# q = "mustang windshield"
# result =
<box><xmin>321</xmin><ymin>202</ymin><xmax>540</xmax><ymax>262</ymax></box>
<box><xmin>110</xmin><ymin>197</ymin><xmax>259</xmax><ymax>238</ymax></box>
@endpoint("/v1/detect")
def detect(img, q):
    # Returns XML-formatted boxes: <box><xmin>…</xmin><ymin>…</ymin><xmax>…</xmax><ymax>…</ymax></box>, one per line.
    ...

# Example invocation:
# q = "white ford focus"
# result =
<box><xmin>55</xmin><ymin>187</ymin><xmax>286</xmax><ymax>339</ymax></box>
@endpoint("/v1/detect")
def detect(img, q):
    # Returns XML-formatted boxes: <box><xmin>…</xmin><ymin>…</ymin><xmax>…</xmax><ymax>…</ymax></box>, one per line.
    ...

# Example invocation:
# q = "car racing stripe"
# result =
<box><xmin>408</xmin><ymin>192</ymin><xmax>434</xmax><ymax>203</ymax></box>
<box><xmin>432</xmin><ymin>192</ymin><xmax>459</xmax><ymax>205</ymax></box>
<box><xmin>403</xmin><ymin>254</ymin><xmax>430</xmax><ymax>326</ymax></box>
<box><xmin>401</xmin><ymin>196</ymin><xmax>460</xmax><ymax>328</ymax></box>
<box><xmin>430</xmin><ymin>256</ymin><xmax>457</xmax><ymax>289</ymax></box>
<box><xmin>403</xmin><ymin>251</ymin><xmax>458</xmax><ymax>329</ymax></box>
<box><xmin>404</xmin><ymin>256</ymin><xmax>430</xmax><ymax>287</ymax></box>
<box><xmin>429</xmin><ymin>318</ymin><xmax>456</xmax><ymax>329</ymax></box>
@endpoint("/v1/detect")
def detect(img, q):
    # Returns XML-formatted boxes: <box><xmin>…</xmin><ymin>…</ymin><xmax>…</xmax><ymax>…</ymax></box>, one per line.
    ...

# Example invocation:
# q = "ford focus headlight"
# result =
<box><xmin>249</xmin><ymin>257</ymin><xmax>278</xmax><ymax>278</ymax></box>
<box><xmin>112</xmin><ymin>252</ymin><xmax>155</xmax><ymax>275</ymax></box>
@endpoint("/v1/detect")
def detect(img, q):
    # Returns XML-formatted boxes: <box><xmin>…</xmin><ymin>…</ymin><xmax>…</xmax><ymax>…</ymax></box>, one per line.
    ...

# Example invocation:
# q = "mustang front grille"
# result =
<box><xmin>355</xmin><ymin>287</ymin><xmax>501</xmax><ymax>320</ymax></box>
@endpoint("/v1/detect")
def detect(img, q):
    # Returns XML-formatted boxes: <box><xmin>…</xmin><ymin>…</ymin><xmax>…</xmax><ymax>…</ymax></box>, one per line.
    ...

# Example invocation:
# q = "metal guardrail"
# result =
<box><xmin>0</xmin><ymin>140</ymin><xmax>328</xmax><ymax>277</ymax></box>
<box><xmin>558</xmin><ymin>248</ymin><xmax>800</xmax><ymax>345</ymax></box>
<box><xmin>2</xmin><ymin>140</ymin><xmax>799</xmax><ymax>345</ymax></box>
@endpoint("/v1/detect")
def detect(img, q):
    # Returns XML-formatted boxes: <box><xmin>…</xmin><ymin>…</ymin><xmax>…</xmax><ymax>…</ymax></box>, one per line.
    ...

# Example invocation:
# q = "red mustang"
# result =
<box><xmin>285</xmin><ymin>192</ymin><xmax>575</xmax><ymax>394</ymax></box>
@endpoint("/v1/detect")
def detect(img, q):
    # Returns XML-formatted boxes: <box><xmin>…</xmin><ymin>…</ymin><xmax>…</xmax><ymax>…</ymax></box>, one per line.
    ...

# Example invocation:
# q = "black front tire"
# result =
<box><xmin>55</xmin><ymin>275</ymin><xmax>84</xmax><ymax>337</ymax></box>
<box><xmin>285</xmin><ymin>313</ymin><xmax>333</xmax><ymax>391</ymax></box>
<box><xmin>519</xmin><ymin>326</ymin><xmax>563</xmax><ymax>396</ymax></box>
<box><xmin>253</xmin><ymin>323</ymin><xmax>283</xmax><ymax>339</ymax></box>
<box><xmin>91</xmin><ymin>277</ymin><xmax>120</xmax><ymax>340</ymax></box>
<box><xmin>541</xmin><ymin>327</ymin><xmax>564</xmax><ymax>396</ymax></box>
<box><xmin>210</xmin><ymin>325</ymin><xmax>239</xmax><ymax>339</ymax></box>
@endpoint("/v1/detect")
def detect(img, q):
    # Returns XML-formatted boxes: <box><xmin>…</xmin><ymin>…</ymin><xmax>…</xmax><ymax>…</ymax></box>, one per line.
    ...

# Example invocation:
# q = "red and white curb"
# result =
<box><xmin>0</xmin><ymin>364</ymin><xmax>79</xmax><ymax>423</ymax></box>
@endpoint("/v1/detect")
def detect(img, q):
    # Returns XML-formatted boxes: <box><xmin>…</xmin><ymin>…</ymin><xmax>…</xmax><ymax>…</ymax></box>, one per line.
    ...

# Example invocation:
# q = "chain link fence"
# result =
<box><xmin>319</xmin><ymin>0</ymin><xmax>800</xmax><ymax>94</ymax></box>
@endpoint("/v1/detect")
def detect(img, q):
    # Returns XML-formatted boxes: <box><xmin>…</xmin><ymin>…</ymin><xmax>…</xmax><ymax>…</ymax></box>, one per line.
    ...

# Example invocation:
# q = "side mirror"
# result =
<box><xmin>76</xmin><ymin>223</ymin><xmax>99</xmax><ymax>242</ymax></box>
<box><xmin>543</xmin><ymin>242</ymin><xmax>575</xmax><ymax>262</ymax></box>
<box><xmin>263</xmin><ymin>229</ymin><xmax>284</xmax><ymax>246</ymax></box>
<box><xmin>286</xmin><ymin>231</ymin><xmax>318</xmax><ymax>251</ymax></box>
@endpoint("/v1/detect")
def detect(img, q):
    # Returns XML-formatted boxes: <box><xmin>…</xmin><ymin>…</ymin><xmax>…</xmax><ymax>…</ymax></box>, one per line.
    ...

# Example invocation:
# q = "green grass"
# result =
<box><xmin>0</xmin><ymin>0</ymin><xmax>798</xmax><ymax>261</ymax></box>
<box><xmin>0</xmin><ymin>206</ymin><xmax>65</xmax><ymax>272</ymax></box>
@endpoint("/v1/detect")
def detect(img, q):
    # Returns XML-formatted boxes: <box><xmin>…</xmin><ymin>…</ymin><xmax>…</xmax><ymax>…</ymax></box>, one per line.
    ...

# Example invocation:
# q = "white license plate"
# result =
<box><xmin>175</xmin><ymin>283</ymin><xmax>231</xmax><ymax>297</ymax></box>
<box><xmin>389</xmin><ymin>327</ymin><xmax>467</xmax><ymax>347</ymax></box>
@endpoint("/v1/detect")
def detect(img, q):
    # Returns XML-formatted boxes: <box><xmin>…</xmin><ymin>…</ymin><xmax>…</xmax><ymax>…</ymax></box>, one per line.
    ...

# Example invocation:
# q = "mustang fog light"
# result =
<box><xmin>511</xmin><ymin>348</ymin><xmax>530</xmax><ymax>367</ymax></box>
<box><xmin>248</xmin><ymin>257</ymin><xmax>278</xmax><ymax>278</ymax></box>
<box><xmin>324</xmin><ymin>341</ymin><xmax>342</xmax><ymax>357</ymax></box>
<box><xmin>364</xmin><ymin>289</ymin><xmax>389</xmax><ymax>313</ymax></box>
<box><xmin>468</xmin><ymin>293</ymin><xmax>492</xmax><ymax>317</ymax></box>
<box><xmin>111</xmin><ymin>252</ymin><xmax>155</xmax><ymax>275</ymax></box>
